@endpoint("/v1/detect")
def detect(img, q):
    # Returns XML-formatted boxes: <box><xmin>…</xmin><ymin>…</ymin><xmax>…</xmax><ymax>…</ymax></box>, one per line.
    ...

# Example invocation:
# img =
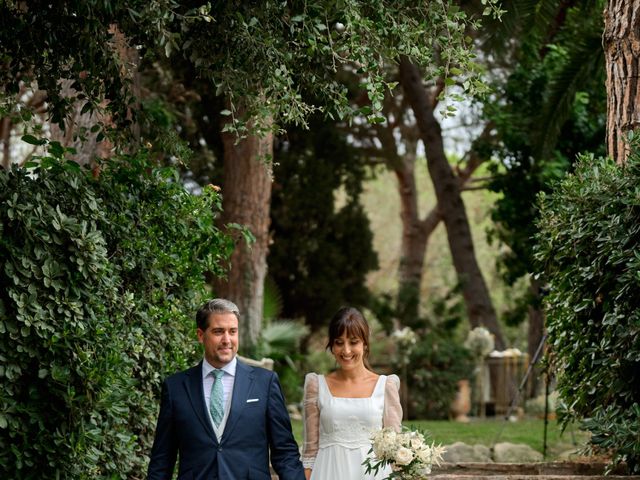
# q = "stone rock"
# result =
<box><xmin>493</xmin><ymin>442</ymin><xmax>544</xmax><ymax>463</ymax></box>
<box><xmin>442</xmin><ymin>442</ymin><xmax>493</xmax><ymax>463</ymax></box>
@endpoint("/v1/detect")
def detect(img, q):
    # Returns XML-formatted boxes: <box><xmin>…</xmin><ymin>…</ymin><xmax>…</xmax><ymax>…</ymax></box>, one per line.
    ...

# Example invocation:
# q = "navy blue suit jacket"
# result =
<box><xmin>147</xmin><ymin>360</ymin><xmax>305</xmax><ymax>480</ymax></box>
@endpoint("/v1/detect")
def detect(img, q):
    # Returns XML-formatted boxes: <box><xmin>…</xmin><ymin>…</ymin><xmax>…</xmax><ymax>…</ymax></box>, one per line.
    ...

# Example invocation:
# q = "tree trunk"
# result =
<box><xmin>374</xmin><ymin>97</ymin><xmax>443</xmax><ymax>327</ymax></box>
<box><xmin>604</xmin><ymin>0</ymin><xmax>640</xmax><ymax>164</ymax></box>
<box><xmin>1</xmin><ymin>116</ymin><xmax>11</xmax><ymax>168</ymax></box>
<box><xmin>399</xmin><ymin>56</ymin><xmax>506</xmax><ymax>350</ymax></box>
<box><xmin>395</xmin><ymin>163</ymin><xmax>441</xmax><ymax>326</ymax></box>
<box><xmin>527</xmin><ymin>277</ymin><xmax>545</xmax><ymax>398</ymax></box>
<box><xmin>215</xmin><ymin>110</ymin><xmax>273</xmax><ymax>351</ymax></box>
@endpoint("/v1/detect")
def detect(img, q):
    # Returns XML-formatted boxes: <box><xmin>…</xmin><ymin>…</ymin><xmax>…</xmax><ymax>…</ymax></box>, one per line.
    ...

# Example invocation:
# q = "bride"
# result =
<box><xmin>302</xmin><ymin>307</ymin><xmax>402</xmax><ymax>480</ymax></box>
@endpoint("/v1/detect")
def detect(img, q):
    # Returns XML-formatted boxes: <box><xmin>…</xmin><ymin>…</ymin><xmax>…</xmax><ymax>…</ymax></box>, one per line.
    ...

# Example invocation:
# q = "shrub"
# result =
<box><xmin>535</xmin><ymin>146</ymin><xmax>640</xmax><ymax>472</ymax></box>
<box><xmin>404</xmin><ymin>330</ymin><xmax>473</xmax><ymax>420</ymax></box>
<box><xmin>0</xmin><ymin>144</ymin><xmax>231</xmax><ymax>478</ymax></box>
<box><xmin>374</xmin><ymin>287</ymin><xmax>473</xmax><ymax>420</ymax></box>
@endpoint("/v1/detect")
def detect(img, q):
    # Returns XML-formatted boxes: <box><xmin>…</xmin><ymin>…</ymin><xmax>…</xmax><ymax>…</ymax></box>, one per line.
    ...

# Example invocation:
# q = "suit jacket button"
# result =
<box><xmin>218</xmin><ymin>447</ymin><xmax>222</xmax><ymax>451</ymax></box>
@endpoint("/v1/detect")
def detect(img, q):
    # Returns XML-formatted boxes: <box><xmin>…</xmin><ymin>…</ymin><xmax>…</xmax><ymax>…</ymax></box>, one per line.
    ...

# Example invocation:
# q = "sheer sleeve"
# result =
<box><xmin>302</xmin><ymin>372</ymin><xmax>320</xmax><ymax>469</ymax></box>
<box><xmin>383</xmin><ymin>374</ymin><xmax>402</xmax><ymax>432</ymax></box>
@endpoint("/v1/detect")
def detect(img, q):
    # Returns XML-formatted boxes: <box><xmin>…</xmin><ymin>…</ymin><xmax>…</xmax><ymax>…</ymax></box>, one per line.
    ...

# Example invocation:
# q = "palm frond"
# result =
<box><xmin>262</xmin><ymin>275</ymin><xmax>284</xmax><ymax>321</ymax></box>
<box><xmin>258</xmin><ymin>321</ymin><xmax>310</xmax><ymax>359</ymax></box>
<box><xmin>534</xmin><ymin>30</ymin><xmax>605</xmax><ymax>160</ymax></box>
<box><xmin>480</xmin><ymin>0</ymin><xmax>599</xmax><ymax>59</ymax></box>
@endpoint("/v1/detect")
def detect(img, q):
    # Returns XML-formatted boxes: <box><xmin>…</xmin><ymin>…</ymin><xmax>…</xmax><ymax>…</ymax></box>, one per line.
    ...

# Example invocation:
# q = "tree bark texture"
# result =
<box><xmin>395</xmin><ymin>163</ymin><xmax>441</xmax><ymax>326</ymax></box>
<box><xmin>604</xmin><ymin>0</ymin><xmax>640</xmax><ymax>164</ymax></box>
<box><xmin>215</xmin><ymin>112</ymin><xmax>273</xmax><ymax>350</ymax></box>
<box><xmin>399</xmin><ymin>56</ymin><xmax>506</xmax><ymax>350</ymax></box>
<box><xmin>375</xmin><ymin>105</ymin><xmax>443</xmax><ymax>326</ymax></box>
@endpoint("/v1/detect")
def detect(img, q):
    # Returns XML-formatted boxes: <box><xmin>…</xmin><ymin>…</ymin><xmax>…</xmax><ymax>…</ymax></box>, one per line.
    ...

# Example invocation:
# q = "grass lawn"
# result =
<box><xmin>291</xmin><ymin>417</ymin><xmax>590</xmax><ymax>460</ymax></box>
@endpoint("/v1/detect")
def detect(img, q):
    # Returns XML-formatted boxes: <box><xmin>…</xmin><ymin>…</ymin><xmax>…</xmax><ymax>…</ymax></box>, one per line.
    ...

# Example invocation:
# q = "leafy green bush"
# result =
<box><xmin>0</xmin><ymin>144</ymin><xmax>231</xmax><ymax>478</ymax></box>
<box><xmin>536</xmin><ymin>146</ymin><xmax>640</xmax><ymax>472</ymax></box>
<box><xmin>372</xmin><ymin>286</ymin><xmax>473</xmax><ymax>420</ymax></box>
<box><xmin>404</xmin><ymin>331</ymin><xmax>473</xmax><ymax>420</ymax></box>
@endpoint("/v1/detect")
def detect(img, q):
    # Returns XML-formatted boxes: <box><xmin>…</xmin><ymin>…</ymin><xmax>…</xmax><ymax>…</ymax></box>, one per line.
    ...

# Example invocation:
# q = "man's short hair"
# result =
<box><xmin>196</xmin><ymin>298</ymin><xmax>240</xmax><ymax>330</ymax></box>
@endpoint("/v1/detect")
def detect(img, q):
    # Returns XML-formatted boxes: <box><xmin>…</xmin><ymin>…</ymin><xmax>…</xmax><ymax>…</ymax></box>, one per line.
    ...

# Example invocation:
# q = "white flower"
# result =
<box><xmin>371</xmin><ymin>427</ymin><xmax>398</xmax><ymax>460</ymax></box>
<box><xmin>364</xmin><ymin>427</ymin><xmax>446</xmax><ymax>479</ymax></box>
<box><xmin>415</xmin><ymin>446</ymin><xmax>431</xmax><ymax>463</ymax></box>
<box><xmin>382</xmin><ymin>427</ymin><xmax>398</xmax><ymax>446</ymax></box>
<box><xmin>392</xmin><ymin>327</ymin><xmax>418</xmax><ymax>347</ymax></box>
<box><xmin>409</xmin><ymin>432</ymin><xmax>425</xmax><ymax>450</ymax></box>
<box><xmin>372</xmin><ymin>437</ymin><xmax>389</xmax><ymax>459</ymax></box>
<box><xmin>417</xmin><ymin>444</ymin><xmax>441</xmax><ymax>464</ymax></box>
<box><xmin>394</xmin><ymin>446</ymin><xmax>414</xmax><ymax>465</ymax></box>
<box><xmin>464</xmin><ymin>326</ymin><xmax>495</xmax><ymax>357</ymax></box>
<box><xmin>372</xmin><ymin>439</ymin><xmax>384</xmax><ymax>458</ymax></box>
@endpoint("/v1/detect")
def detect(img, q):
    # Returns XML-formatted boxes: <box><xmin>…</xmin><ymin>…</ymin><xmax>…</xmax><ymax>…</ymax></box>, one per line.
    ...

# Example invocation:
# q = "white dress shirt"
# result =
<box><xmin>202</xmin><ymin>356</ymin><xmax>237</xmax><ymax>438</ymax></box>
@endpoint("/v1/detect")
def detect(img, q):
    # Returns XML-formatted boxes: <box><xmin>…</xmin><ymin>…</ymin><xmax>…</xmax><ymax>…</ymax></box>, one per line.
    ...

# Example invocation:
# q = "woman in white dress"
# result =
<box><xmin>302</xmin><ymin>307</ymin><xmax>403</xmax><ymax>480</ymax></box>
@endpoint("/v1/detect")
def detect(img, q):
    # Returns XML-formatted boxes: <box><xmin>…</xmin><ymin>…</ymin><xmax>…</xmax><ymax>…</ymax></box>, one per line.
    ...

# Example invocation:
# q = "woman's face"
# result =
<box><xmin>331</xmin><ymin>330</ymin><xmax>366</xmax><ymax>370</ymax></box>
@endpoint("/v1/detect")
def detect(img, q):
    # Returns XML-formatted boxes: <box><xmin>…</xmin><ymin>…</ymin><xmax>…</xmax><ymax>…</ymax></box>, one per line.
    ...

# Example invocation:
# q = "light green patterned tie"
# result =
<box><xmin>209</xmin><ymin>369</ymin><xmax>225</xmax><ymax>427</ymax></box>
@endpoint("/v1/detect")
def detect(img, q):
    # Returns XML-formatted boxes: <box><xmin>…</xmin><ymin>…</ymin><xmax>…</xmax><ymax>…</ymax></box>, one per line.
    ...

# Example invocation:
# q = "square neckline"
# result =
<box><xmin>320</xmin><ymin>374</ymin><xmax>385</xmax><ymax>399</ymax></box>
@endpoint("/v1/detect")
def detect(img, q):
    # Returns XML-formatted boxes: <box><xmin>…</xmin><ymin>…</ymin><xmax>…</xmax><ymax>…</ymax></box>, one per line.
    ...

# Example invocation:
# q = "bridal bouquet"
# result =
<box><xmin>363</xmin><ymin>426</ymin><xmax>445</xmax><ymax>479</ymax></box>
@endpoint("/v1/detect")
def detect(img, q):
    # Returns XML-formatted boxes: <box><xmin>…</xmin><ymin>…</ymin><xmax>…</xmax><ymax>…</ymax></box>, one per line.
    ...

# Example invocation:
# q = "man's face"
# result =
<box><xmin>197</xmin><ymin>312</ymin><xmax>239</xmax><ymax>368</ymax></box>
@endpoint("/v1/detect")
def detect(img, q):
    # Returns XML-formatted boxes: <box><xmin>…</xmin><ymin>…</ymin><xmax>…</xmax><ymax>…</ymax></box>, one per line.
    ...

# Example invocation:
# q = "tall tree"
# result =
<box><xmin>399</xmin><ymin>57</ymin><xmax>506</xmax><ymax>349</ymax></box>
<box><xmin>214</xmin><ymin>110</ymin><xmax>274</xmax><ymax>348</ymax></box>
<box><xmin>1</xmin><ymin>1</ymin><xmax>502</xmax><ymax>349</ymax></box>
<box><xmin>269</xmin><ymin>114</ymin><xmax>378</xmax><ymax>331</ymax></box>
<box><xmin>144</xmin><ymin>1</ymin><xmax>504</xmax><ymax>347</ymax></box>
<box><xmin>348</xmin><ymin>85</ymin><xmax>495</xmax><ymax>336</ymax></box>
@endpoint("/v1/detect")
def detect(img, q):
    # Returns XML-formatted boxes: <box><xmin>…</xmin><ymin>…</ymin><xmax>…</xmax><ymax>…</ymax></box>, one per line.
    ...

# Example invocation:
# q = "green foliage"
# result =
<box><xmin>372</xmin><ymin>282</ymin><xmax>466</xmax><ymax>334</ymax></box>
<box><xmin>1</xmin><ymin>1</ymin><xmax>501</xmax><ymax>138</ymax></box>
<box><xmin>172</xmin><ymin>0</ymin><xmax>503</xmax><ymax>130</ymax></box>
<box><xmin>403</xmin><ymin>329</ymin><xmax>473</xmax><ymax>420</ymax></box>
<box><xmin>370</xmin><ymin>284</ymin><xmax>471</xmax><ymax>419</ymax></box>
<box><xmin>535</xmin><ymin>145</ymin><xmax>640</xmax><ymax>472</ymax></box>
<box><xmin>258</xmin><ymin>322</ymin><xmax>310</xmax><ymax>359</ymax></box>
<box><xmin>0</xmin><ymin>0</ymin><xmax>169</xmax><ymax>129</ymax></box>
<box><xmin>484</xmin><ymin>2</ymin><xmax>606</xmax><ymax>324</ymax></box>
<box><xmin>263</xmin><ymin>275</ymin><xmax>284</xmax><ymax>321</ymax></box>
<box><xmin>255</xmin><ymin>321</ymin><xmax>310</xmax><ymax>404</ymax></box>
<box><xmin>583</xmin><ymin>404</ymin><xmax>640</xmax><ymax>472</ymax></box>
<box><xmin>0</xmin><ymin>144</ymin><xmax>231</xmax><ymax>478</ymax></box>
<box><xmin>269</xmin><ymin>114</ymin><xmax>378</xmax><ymax>331</ymax></box>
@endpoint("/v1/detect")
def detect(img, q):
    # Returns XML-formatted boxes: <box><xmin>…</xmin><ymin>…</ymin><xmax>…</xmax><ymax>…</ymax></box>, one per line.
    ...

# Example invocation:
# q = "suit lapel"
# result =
<box><xmin>184</xmin><ymin>362</ymin><xmax>217</xmax><ymax>442</ymax></box>
<box><xmin>222</xmin><ymin>360</ymin><xmax>254</xmax><ymax>440</ymax></box>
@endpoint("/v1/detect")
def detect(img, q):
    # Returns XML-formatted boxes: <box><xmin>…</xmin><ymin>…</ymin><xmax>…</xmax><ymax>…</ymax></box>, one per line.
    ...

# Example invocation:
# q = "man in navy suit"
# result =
<box><xmin>147</xmin><ymin>298</ymin><xmax>305</xmax><ymax>480</ymax></box>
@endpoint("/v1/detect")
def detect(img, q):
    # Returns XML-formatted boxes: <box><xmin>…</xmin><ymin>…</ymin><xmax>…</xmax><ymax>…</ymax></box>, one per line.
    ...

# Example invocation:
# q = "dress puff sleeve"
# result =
<box><xmin>302</xmin><ymin>372</ymin><xmax>320</xmax><ymax>469</ymax></box>
<box><xmin>383</xmin><ymin>374</ymin><xmax>402</xmax><ymax>432</ymax></box>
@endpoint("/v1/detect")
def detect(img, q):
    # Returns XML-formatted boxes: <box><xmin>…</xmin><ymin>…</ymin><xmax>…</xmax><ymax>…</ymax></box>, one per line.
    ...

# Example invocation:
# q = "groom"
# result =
<box><xmin>147</xmin><ymin>298</ymin><xmax>305</xmax><ymax>480</ymax></box>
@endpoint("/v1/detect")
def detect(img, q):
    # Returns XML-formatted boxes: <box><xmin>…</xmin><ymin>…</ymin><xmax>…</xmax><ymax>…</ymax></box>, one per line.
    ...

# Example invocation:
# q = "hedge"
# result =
<box><xmin>0</xmin><ymin>144</ymin><xmax>231</xmax><ymax>478</ymax></box>
<box><xmin>536</xmin><ymin>142</ymin><xmax>640</xmax><ymax>472</ymax></box>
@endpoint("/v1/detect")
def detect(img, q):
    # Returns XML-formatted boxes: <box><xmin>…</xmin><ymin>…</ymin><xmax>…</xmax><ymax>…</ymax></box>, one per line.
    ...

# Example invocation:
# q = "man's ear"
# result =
<box><xmin>196</xmin><ymin>328</ymin><xmax>204</xmax><ymax>344</ymax></box>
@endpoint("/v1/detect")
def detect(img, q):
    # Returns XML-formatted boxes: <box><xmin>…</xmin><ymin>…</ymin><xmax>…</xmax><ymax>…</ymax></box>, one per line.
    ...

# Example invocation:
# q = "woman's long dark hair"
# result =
<box><xmin>326</xmin><ymin>307</ymin><xmax>372</xmax><ymax>370</ymax></box>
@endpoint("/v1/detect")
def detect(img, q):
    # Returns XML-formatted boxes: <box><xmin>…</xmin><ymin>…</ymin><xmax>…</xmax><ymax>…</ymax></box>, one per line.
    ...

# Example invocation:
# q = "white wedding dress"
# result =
<box><xmin>302</xmin><ymin>373</ymin><xmax>402</xmax><ymax>480</ymax></box>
